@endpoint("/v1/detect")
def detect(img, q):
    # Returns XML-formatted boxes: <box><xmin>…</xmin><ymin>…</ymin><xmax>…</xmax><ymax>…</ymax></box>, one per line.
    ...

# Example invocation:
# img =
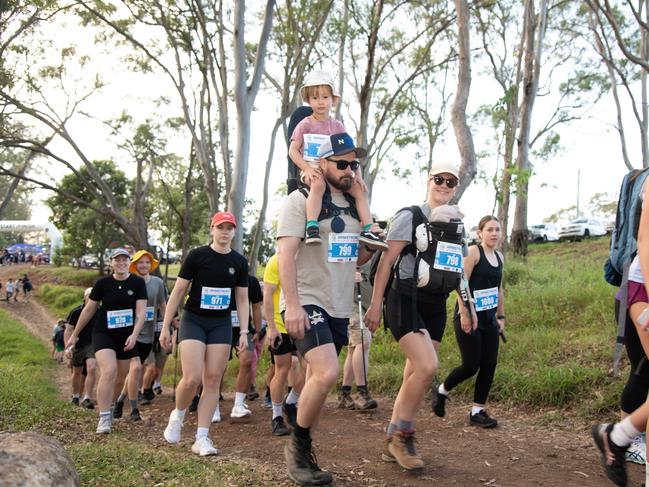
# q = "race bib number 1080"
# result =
<box><xmin>473</xmin><ymin>287</ymin><xmax>499</xmax><ymax>312</ymax></box>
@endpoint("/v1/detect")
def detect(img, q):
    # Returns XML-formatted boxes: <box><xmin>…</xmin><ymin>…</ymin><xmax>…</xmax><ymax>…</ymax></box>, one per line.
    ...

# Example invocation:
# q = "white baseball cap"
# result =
<box><xmin>300</xmin><ymin>70</ymin><xmax>340</xmax><ymax>102</ymax></box>
<box><xmin>428</xmin><ymin>161</ymin><xmax>459</xmax><ymax>179</ymax></box>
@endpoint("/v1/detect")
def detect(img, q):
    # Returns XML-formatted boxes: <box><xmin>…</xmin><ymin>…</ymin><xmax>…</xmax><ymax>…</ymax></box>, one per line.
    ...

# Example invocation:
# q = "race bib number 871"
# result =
<box><xmin>433</xmin><ymin>242</ymin><xmax>463</xmax><ymax>273</ymax></box>
<box><xmin>200</xmin><ymin>287</ymin><xmax>231</xmax><ymax>310</ymax></box>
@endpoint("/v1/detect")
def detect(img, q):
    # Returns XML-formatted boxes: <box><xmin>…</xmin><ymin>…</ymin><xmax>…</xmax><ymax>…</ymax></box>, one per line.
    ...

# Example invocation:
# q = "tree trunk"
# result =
<box><xmin>450</xmin><ymin>0</ymin><xmax>477</xmax><ymax>204</ymax></box>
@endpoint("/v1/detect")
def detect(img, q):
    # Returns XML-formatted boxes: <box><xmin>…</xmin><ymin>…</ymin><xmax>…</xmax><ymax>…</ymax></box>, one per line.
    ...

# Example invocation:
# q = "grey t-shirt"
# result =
<box><xmin>277</xmin><ymin>189</ymin><xmax>361</xmax><ymax>319</ymax></box>
<box><xmin>137</xmin><ymin>275</ymin><xmax>167</xmax><ymax>344</ymax></box>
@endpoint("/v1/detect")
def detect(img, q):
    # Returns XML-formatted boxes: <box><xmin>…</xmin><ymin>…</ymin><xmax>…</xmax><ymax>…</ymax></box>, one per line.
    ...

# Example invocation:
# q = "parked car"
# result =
<box><xmin>558</xmin><ymin>218</ymin><xmax>607</xmax><ymax>241</ymax></box>
<box><xmin>80</xmin><ymin>254</ymin><xmax>99</xmax><ymax>267</ymax></box>
<box><xmin>467</xmin><ymin>226</ymin><xmax>479</xmax><ymax>244</ymax></box>
<box><xmin>528</xmin><ymin>223</ymin><xmax>559</xmax><ymax>242</ymax></box>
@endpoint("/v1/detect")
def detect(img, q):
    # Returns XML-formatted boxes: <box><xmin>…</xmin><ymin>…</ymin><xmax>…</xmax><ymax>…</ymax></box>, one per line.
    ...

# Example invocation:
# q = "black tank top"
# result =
<box><xmin>469</xmin><ymin>245</ymin><xmax>503</xmax><ymax>328</ymax></box>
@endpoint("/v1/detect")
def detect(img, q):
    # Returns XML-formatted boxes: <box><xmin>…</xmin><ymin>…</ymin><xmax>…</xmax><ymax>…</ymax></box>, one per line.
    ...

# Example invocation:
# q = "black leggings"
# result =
<box><xmin>443</xmin><ymin>315</ymin><xmax>500</xmax><ymax>405</ymax></box>
<box><xmin>619</xmin><ymin>298</ymin><xmax>649</xmax><ymax>414</ymax></box>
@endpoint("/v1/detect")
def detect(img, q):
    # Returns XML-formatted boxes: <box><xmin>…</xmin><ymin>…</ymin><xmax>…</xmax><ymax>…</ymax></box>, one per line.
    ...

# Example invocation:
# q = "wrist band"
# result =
<box><xmin>240</xmin><ymin>330</ymin><xmax>249</xmax><ymax>334</ymax></box>
<box><xmin>497</xmin><ymin>315</ymin><xmax>505</xmax><ymax>320</ymax></box>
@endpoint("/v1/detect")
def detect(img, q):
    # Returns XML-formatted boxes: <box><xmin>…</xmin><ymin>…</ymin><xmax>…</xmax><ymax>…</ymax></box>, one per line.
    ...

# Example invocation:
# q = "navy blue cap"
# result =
<box><xmin>317</xmin><ymin>132</ymin><xmax>367</xmax><ymax>159</ymax></box>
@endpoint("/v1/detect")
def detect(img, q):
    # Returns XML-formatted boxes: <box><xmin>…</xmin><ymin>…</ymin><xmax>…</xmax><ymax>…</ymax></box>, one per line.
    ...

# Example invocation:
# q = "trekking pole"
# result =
<box><xmin>357</xmin><ymin>281</ymin><xmax>368</xmax><ymax>388</ymax></box>
<box><xmin>172</xmin><ymin>327</ymin><xmax>179</xmax><ymax>402</ymax></box>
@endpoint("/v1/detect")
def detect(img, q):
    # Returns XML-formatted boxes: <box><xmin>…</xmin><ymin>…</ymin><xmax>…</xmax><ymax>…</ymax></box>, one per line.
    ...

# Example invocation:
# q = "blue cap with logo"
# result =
<box><xmin>317</xmin><ymin>132</ymin><xmax>367</xmax><ymax>159</ymax></box>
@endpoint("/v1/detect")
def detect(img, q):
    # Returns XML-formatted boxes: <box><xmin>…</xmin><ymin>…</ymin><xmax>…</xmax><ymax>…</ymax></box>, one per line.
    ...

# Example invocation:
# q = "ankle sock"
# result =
<box><xmin>286</xmin><ymin>389</ymin><xmax>299</xmax><ymax>405</ymax></box>
<box><xmin>196</xmin><ymin>427</ymin><xmax>209</xmax><ymax>440</ymax></box>
<box><xmin>130</xmin><ymin>400</ymin><xmax>138</xmax><ymax>411</ymax></box>
<box><xmin>154</xmin><ymin>381</ymin><xmax>161</xmax><ymax>389</ymax></box>
<box><xmin>172</xmin><ymin>408</ymin><xmax>186</xmax><ymax>421</ymax></box>
<box><xmin>386</xmin><ymin>422</ymin><xmax>397</xmax><ymax>437</ymax></box>
<box><xmin>362</xmin><ymin>224</ymin><xmax>372</xmax><ymax>232</ymax></box>
<box><xmin>611</xmin><ymin>418</ymin><xmax>640</xmax><ymax>447</ymax></box>
<box><xmin>82</xmin><ymin>395</ymin><xmax>90</xmax><ymax>402</ymax></box>
<box><xmin>471</xmin><ymin>406</ymin><xmax>484</xmax><ymax>416</ymax></box>
<box><xmin>306</xmin><ymin>220</ymin><xmax>318</xmax><ymax>229</ymax></box>
<box><xmin>234</xmin><ymin>392</ymin><xmax>246</xmax><ymax>407</ymax></box>
<box><xmin>341</xmin><ymin>385</ymin><xmax>352</xmax><ymax>393</ymax></box>
<box><xmin>99</xmin><ymin>411</ymin><xmax>111</xmax><ymax>419</ymax></box>
<box><xmin>398</xmin><ymin>419</ymin><xmax>414</xmax><ymax>431</ymax></box>
<box><xmin>72</xmin><ymin>394</ymin><xmax>80</xmax><ymax>400</ymax></box>
<box><xmin>294</xmin><ymin>424</ymin><xmax>310</xmax><ymax>440</ymax></box>
<box><xmin>272</xmin><ymin>402</ymin><xmax>283</xmax><ymax>418</ymax></box>
<box><xmin>438</xmin><ymin>383</ymin><xmax>449</xmax><ymax>396</ymax></box>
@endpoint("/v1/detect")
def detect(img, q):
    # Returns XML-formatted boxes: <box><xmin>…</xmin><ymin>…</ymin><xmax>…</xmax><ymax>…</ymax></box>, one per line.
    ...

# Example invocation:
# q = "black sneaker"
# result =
<box><xmin>248</xmin><ymin>385</ymin><xmax>259</xmax><ymax>401</ymax></box>
<box><xmin>141</xmin><ymin>388</ymin><xmax>155</xmax><ymax>405</ymax></box>
<box><xmin>305</xmin><ymin>226</ymin><xmax>322</xmax><ymax>246</ymax></box>
<box><xmin>272</xmin><ymin>416</ymin><xmax>290</xmax><ymax>436</ymax></box>
<box><xmin>284</xmin><ymin>434</ymin><xmax>332</xmax><ymax>485</ymax></box>
<box><xmin>130</xmin><ymin>408</ymin><xmax>142</xmax><ymax>421</ymax></box>
<box><xmin>592</xmin><ymin>423</ymin><xmax>629</xmax><ymax>487</ymax></box>
<box><xmin>189</xmin><ymin>394</ymin><xmax>200</xmax><ymax>413</ymax></box>
<box><xmin>469</xmin><ymin>410</ymin><xmax>498</xmax><ymax>428</ymax></box>
<box><xmin>432</xmin><ymin>387</ymin><xmax>448</xmax><ymax>417</ymax></box>
<box><xmin>219</xmin><ymin>393</ymin><xmax>224</xmax><ymax>401</ymax></box>
<box><xmin>71</xmin><ymin>396</ymin><xmax>80</xmax><ymax>406</ymax></box>
<box><xmin>359</xmin><ymin>231</ymin><xmax>389</xmax><ymax>251</ymax></box>
<box><xmin>153</xmin><ymin>384</ymin><xmax>163</xmax><ymax>395</ymax></box>
<box><xmin>283</xmin><ymin>401</ymin><xmax>298</xmax><ymax>429</ymax></box>
<box><xmin>81</xmin><ymin>398</ymin><xmax>94</xmax><ymax>409</ymax></box>
<box><xmin>113</xmin><ymin>400</ymin><xmax>124</xmax><ymax>419</ymax></box>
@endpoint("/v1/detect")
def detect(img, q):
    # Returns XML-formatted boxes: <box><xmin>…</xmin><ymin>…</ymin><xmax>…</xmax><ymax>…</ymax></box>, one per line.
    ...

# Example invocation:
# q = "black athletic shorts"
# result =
<box><xmin>289</xmin><ymin>305</ymin><xmax>349</xmax><ymax>357</ymax></box>
<box><xmin>135</xmin><ymin>341</ymin><xmax>153</xmax><ymax>363</ymax></box>
<box><xmin>385</xmin><ymin>286</ymin><xmax>448</xmax><ymax>342</ymax></box>
<box><xmin>92</xmin><ymin>329</ymin><xmax>138</xmax><ymax>361</ymax></box>
<box><xmin>269</xmin><ymin>332</ymin><xmax>296</xmax><ymax>357</ymax></box>
<box><xmin>179</xmin><ymin>309</ymin><xmax>231</xmax><ymax>345</ymax></box>
<box><xmin>230</xmin><ymin>327</ymin><xmax>255</xmax><ymax>360</ymax></box>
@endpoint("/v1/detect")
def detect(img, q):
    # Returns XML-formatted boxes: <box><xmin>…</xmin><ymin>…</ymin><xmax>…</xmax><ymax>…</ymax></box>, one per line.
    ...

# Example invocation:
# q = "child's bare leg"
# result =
<box><xmin>305</xmin><ymin>176</ymin><xmax>326</xmax><ymax>245</ymax></box>
<box><xmin>347</xmin><ymin>182</ymin><xmax>373</xmax><ymax>230</ymax></box>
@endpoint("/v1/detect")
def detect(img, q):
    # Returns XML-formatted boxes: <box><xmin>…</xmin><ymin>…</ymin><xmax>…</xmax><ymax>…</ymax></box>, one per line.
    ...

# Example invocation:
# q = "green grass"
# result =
<box><xmin>28</xmin><ymin>265</ymin><xmax>99</xmax><ymax>287</ymax></box>
<box><xmin>37</xmin><ymin>283</ymin><xmax>85</xmax><ymax>318</ymax></box>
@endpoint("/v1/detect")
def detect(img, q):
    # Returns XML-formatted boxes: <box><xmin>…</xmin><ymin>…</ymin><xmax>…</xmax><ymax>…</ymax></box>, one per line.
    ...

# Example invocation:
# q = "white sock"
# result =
<box><xmin>72</xmin><ymin>394</ymin><xmax>80</xmax><ymax>399</ymax></box>
<box><xmin>154</xmin><ymin>381</ymin><xmax>161</xmax><ymax>388</ymax></box>
<box><xmin>99</xmin><ymin>410</ymin><xmax>111</xmax><ymax>417</ymax></box>
<box><xmin>286</xmin><ymin>389</ymin><xmax>300</xmax><ymax>405</ymax></box>
<box><xmin>471</xmin><ymin>406</ymin><xmax>484</xmax><ymax>416</ymax></box>
<box><xmin>235</xmin><ymin>392</ymin><xmax>246</xmax><ymax>407</ymax></box>
<box><xmin>172</xmin><ymin>408</ymin><xmax>186</xmax><ymax>421</ymax></box>
<box><xmin>196</xmin><ymin>427</ymin><xmax>209</xmax><ymax>440</ymax></box>
<box><xmin>272</xmin><ymin>402</ymin><xmax>283</xmax><ymax>418</ymax></box>
<box><xmin>82</xmin><ymin>395</ymin><xmax>91</xmax><ymax>401</ymax></box>
<box><xmin>610</xmin><ymin>418</ymin><xmax>639</xmax><ymax>447</ymax></box>
<box><xmin>438</xmin><ymin>384</ymin><xmax>449</xmax><ymax>396</ymax></box>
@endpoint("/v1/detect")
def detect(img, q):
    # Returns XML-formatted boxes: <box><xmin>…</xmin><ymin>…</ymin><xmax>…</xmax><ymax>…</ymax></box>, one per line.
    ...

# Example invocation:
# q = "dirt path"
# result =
<box><xmin>3</xmin><ymin>264</ymin><xmax>644</xmax><ymax>486</ymax></box>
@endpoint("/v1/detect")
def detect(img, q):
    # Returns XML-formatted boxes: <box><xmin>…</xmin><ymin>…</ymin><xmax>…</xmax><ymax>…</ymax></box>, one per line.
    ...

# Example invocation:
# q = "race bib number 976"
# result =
<box><xmin>473</xmin><ymin>287</ymin><xmax>499</xmax><ymax>312</ymax></box>
<box><xmin>433</xmin><ymin>242</ymin><xmax>463</xmax><ymax>273</ymax></box>
<box><xmin>200</xmin><ymin>287</ymin><xmax>231</xmax><ymax>310</ymax></box>
<box><xmin>328</xmin><ymin>233</ymin><xmax>359</xmax><ymax>263</ymax></box>
<box><xmin>107</xmin><ymin>309</ymin><xmax>133</xmax><ymax>329</ymax></box>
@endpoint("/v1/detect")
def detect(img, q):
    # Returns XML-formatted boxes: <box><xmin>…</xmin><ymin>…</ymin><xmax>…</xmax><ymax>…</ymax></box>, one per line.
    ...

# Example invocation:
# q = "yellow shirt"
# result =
<box><xmin>263</xmin><ymin>254</ymin><xmax>286</xmax><ymax>334</ymax></box>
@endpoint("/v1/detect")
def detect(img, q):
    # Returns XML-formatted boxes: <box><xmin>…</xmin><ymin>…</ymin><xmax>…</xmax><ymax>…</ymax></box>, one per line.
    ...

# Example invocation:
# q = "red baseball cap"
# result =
<box><xmin>211</xmin><ymin>211</ymin><xmax>237</xmax><ymax>227</ymax></box>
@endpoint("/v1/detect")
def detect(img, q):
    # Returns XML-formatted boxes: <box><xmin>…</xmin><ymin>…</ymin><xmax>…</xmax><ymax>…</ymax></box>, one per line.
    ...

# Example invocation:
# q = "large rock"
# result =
<box><xmin>0</xmin><ymin>431</ymin><xmax>80</xmax><ymax>487</ymax></box>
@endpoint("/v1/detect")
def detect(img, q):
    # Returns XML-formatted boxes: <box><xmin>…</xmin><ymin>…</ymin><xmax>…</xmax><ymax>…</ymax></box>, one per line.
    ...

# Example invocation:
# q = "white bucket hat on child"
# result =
<box><xmin>300</xmin><ymin>70</ymin><xmax>340</xmax><ymax>102</ymax></box>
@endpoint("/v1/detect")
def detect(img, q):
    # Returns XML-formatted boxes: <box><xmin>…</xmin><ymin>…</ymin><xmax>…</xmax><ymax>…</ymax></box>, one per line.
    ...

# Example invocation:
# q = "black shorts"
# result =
<box><xmin>135</xmin><ymin>341</ymin><xmax>153</xmax><ymax>363</ymax></box>
<box><xmin>92</xmin><ymin>328</ymin><xmax>138</xmax><ymax>361</ymax></box>
<box><xmin>291</xmin><ymin>305</ymin><xmax>349</xmax><ymax>357</ymax></box>
<box><xmin>72</xmin><ymin>343</ymin><xmax>95</xmax><ymax>367</ymax></box>
<box><xmin>385</xmin><ymin>287</ymin><xmax>448</xmax><ymax>342</ymax></box>
<box><xmin>230</xmin><ymin>327</ymin><xmax>255</xmax><ymax>360</ymax></box>
<box><xmin>179</xmin><ymin>309</ymin><xmax>231</xmax><ymax>345</ymax></box>
<box><xmin>270</xmin><ymin>332</ymin><xmax>296</xmax><ymax>357</ymax></box>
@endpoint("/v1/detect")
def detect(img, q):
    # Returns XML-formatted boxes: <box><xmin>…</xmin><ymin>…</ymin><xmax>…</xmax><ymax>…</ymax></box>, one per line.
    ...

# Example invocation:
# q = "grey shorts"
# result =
<box><xmin>145</xmin><ymin>348</ymin><xmax>168</xmax><ymax>368</ymax></box>
<box><xmin>179</xmin><ymin>309</ymin><xmax>232</xmax><ymax>345</ymax></box>
<box><xmin>72</xmin><ymin>343</ymin><xmax>95</xmax><ymax>367</ymax></box>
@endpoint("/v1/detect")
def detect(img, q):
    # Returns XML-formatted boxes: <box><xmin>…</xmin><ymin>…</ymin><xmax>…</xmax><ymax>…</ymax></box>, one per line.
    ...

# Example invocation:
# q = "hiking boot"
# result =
<box><xmin>112</xmin><ymin>400</ymin><xmax>124</xmax><ymax>419</ymax></box>
<box><xmin>247</xmin><ymin>385</ymin><xmax>259</xmax><ymax>401</ymax></box>
<box><xmin>592</xmin><ymin>423</ymin><xmax>629</xmax><ymax>487</ymax></box>
<box><xmin>130</xmin><ymin>408</ymin><xmax>142</xmax><ymax>422</ymax></box>
<box><xmin>305</xmin><ymin>226</ymin><xmax>322</xmax><ymax>246</ymax></box>
<box><xmin>387</xmin><ymin>430</ymin><xmax>424</xmax><ymax>471</ymax></box>
<box><xmin>163</xmin><ymin>410</ymin><xmax>183</xmax><ymax>444</ymax></box>
<box><xmin>96</xmin><ymin>415</ymin><xmax>112</xmax><ymax>434</ymax></box>
<box><xmin>230</xmin><ymin>403</ymin><xmax>252</xmax><ymax>419</ymax></box>
<box><xmin>272</xmin><ymin>416</ymin><xmax>290</xmax><ymax>436</ymax></box>
<box><xmin>432</xmin><ymin>386</ymin><xmax>448</xmax><ymax>417</ymax></box>
<box><xmin>192</xmin><ymin>436</ymin><xmax>218</xmax><ymax>456</ymax></box>
<box><xmin>81</xmin><ymin>398</ymin><xmax>94</xmax><ymax>409</ymax></box>
<box><xmin>381</xmin><ymin>437</ymin><xmax>396</xmax><ymax>463</ymax></box>
<box><xmin>336</xmin><ymin>389</ymin><xmax>357</xmax><ymax>410</ymax></box>
<box><xmin>626</xmin><ymin>433</ymin><xmax>646</xmax><ymax>464</ymax></box>
<box><xmin>154</xmin><ymin>384</ymin><xmax>163</xmax><ymax>395</ymax></box>
<box><xmin>283</xmin><ymin>401</ymin><xmax>298</xmax><ymax>428</ymax></box>
<box><xmin>71</xmin><ymin>396</ymin><xmax>80</xmax><ymax>406</ymax></box>
<box><xmin>359</xmin><ymin>231</ymin><xmax>389</xmax><ymax>251</ymax></box>
<box><xmin>188</xmin><ymin>394</ymin><xmax>200</xmax><ymax>413</ymax></box>
<box><xmin>141</xmin><ymin>388</ymin><xmax>155</xmax><ymax>405</ymax></box>
<box><xmin>284</xmin><ymin>434</ymin><xmax>333</xmax><ymax>485</ymax></box>
<box><xmin>469</xmin><ymin>410</ymin><xmax>497</xmax><ymax>428</ymax></box>
<box><xmin>355</xmin><ymin>388</ymin><xmax>378</xmax><ymax>410</ymax></box>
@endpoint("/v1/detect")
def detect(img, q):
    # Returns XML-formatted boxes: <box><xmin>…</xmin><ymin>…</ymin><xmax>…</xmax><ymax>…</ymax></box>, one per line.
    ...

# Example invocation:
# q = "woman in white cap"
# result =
<box><xmin>66</xmin><ymin>247</ymin><xmax>148</xmax><ymax>434</ymax></box>
<box><xmin>160</xmin><ymin>211</ymin><xmax>249</xmax><ymax>456</ymax></box>
<box><xmin>364</xmin><ymin>161</ymin><xmax>475</xmax><ymax>471</ymax></box>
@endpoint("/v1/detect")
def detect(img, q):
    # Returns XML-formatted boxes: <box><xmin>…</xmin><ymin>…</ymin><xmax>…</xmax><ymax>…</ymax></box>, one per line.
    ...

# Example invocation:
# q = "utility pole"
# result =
<box><xmin>576</xmin><ymin>168</ymin><xmax>581</xmax><ymax>218</ymax></box>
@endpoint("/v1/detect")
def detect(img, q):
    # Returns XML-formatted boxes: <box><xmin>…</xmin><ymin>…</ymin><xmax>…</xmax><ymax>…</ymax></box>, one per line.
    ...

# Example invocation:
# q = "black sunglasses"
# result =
<box><xmin>326</xmin><ymin>158</ymin><xmax>360</xmax><ymax>171</ymax></box>
<box><xmin>430</xmin><ymin>175</ymin><xmax>459</xmax><ymax>188</ymax></box>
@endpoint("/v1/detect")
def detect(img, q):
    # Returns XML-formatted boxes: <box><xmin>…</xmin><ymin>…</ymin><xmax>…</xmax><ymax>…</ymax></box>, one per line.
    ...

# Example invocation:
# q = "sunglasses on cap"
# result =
<box><xmin>430</xmin><ymin>174</ymin><xmax>459</xmax><ymax>188</ymax></box>
<box><xmin>326</xmin><ymin>158</ymin><xmax>360</xmax><ymax>171</ymax></box>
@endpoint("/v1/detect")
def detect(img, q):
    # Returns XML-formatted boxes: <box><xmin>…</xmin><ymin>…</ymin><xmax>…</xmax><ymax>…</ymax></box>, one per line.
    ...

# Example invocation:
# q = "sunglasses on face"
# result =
<box><xmin>327</xmin><ymin>158</ymin><xmax>360</xmax><ymax>171</ymax></box>
<box><xmin>430</xmin><ymin>175</ymin><xmax>459</xmax><ymax>188</ymax></box>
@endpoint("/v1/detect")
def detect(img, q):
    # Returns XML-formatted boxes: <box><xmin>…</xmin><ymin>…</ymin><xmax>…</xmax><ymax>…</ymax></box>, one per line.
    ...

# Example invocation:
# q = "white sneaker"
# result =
<box><xmin>212</xmin><ymin>404</ymin><xmax>221</xmax><ymax>423</ymax></box>
<box><xmin>230</xmin><ymin>403</ymin><xmax>252</xmax><ymax>419</ymax></box>
<box><xmin>191</xmin><ymin>436</ymin><xmax>218</xmax><ymax>456</ymax></box>
<box><xmin>96</xmin><ymin>415</ymin><xmax>112</xmax><ymax>434</ymax></box>
<box><xmin>626</xmin><ymin>433</ymin><xmax>646</xmax><ymax>464</ymax></box>
<box><xmin>164</xmin><ymin>411</ymin><xmax>183</xmax><ymax>444</ymax></box>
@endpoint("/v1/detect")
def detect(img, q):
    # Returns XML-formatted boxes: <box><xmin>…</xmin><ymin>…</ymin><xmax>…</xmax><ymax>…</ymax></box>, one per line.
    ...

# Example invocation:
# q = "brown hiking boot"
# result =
<box><xmin>387</xmin><ymin>430</ymin><xmax>424</xmax><ymax>471</ymax></box>
<box><xmin>284</xmin><ymin>434</ymin><xmax>333</xmax><ymax>485</ymax></box>
<box><xmin>381</xmin><ymin>436</ymin><xmax>396</xmax><ymax>462</ymax></box>
<box><xmin>336</xmin><ymin>389</ymin><xmax>357</xmax><ymax>410</ymax></box>
<box><xmin>355</xmin><ymin>388</ymin><xmax>378</xmax><ymax>410</ymax></box>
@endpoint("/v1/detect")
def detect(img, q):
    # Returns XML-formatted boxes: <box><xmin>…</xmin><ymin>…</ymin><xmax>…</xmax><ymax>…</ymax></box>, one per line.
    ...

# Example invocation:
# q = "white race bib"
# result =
<box><xmin>200</xmin><ymin>287</ymin><xmax>231</xmax><ymax>310</ymax></box>
<box><xmin>231</xmin><ymin>310</ymin><xmax>240</xmax><ymax>328</ymax></box>
<box><xmin>145</xmin><ymin>306</ymin><xmax>155</xmax><ymax>322</ymax></box>
<box><xmin>433</xmin><ymin>242</ymin><xmax>463</xmax><ymax>273</ymax></box>
<box><xmin>473</xmin><ymin>287</ymin><xmax>499</xmax><ymax>312</ymax></box>
<box><xmin>303</xmin><ymin>134</ymin><xmax>330</xmax><ymax>163</ymax></box>
<box><xmin>154</xmin><ymin>321</ymin><xmax>163</xmax><ymax>333</ymax></box>
<box><xmin>328</xmin><ymin>233</ymin><xmax>359</xmax><ymax>263</ymax></box>
<box><xmin>107</xmin><ymin>309</ymin><xmax>133</xmax><ymax>329</ymax></box>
